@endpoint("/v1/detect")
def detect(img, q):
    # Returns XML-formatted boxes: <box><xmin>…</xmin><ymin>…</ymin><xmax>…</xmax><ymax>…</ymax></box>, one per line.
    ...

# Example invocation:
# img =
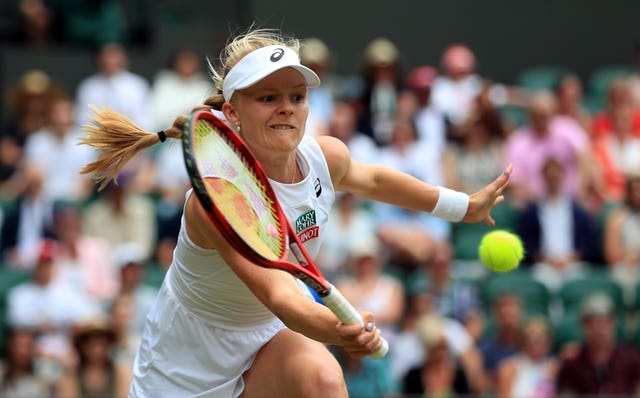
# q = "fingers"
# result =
<box><xmin>336</xmin><ymin>312</ymin><xmax>381</xmax><ymax>357</ymax></box>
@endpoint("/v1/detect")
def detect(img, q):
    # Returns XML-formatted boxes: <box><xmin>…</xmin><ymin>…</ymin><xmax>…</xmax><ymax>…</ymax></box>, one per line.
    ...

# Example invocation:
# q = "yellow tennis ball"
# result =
<box><xmin>478</xmin><ymin>230</ymin><xmax>524</xmax><ymax>272</ymax></box>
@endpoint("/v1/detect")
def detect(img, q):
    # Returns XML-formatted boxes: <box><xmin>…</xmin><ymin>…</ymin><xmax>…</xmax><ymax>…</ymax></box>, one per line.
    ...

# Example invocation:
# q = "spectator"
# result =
<box><xmin>317</xmin><ymin>192</ymin><xmax>377</xmax><ymax>278</ymax></box>
<box><xmin>603</xmin><ymin>174</ymin><xmax>640</xmax><ymax>303</ymax></box>
<box><xmin>49</xmin><ymin>201</ymin><xmax>120</xmax><ymax>307</ymax></box>
<box><xmin>496</xmin><ymin>317</ymin><xmax>557</xmax><ymax>398</ymax></box>
<box><xmin>55</xmin><ymin>316</ymin><xmax>130</xmax><ymax>398</ymax></box>
<box><xmin>555</xmin><ymin>74</ymin><xmax>592</xmax><ymax>134</ymax></box>
<box><xmin>407</xmin><ymin>65</ymin><xmax>448</xmax><ymax>157</ymax></box>
<box><xmin>591</xmin><ymin>78</ymin><xmax>640</xmax><ymax>141</ymax></box>
<box><xmin>408</xmin><ymin>241</ymin><xmax>481</xmax><ymax>326</ymax></box>
<box><xmin>1</xmin><ymin>69</ymin><xmax>63</xmax><ymax>192</ymax></box>
<box><xmin>334</xmin><ymin>236</ymin><xmax>404</xmax><ymax>347</ymax></box>
<box><xmin>479</xmin><ymin>291</ymin><xmax>524</xmax><ymax>384</ymax></box>
<box><xmin>517</xmin><ymin>157</ymin><xmax>598</xmax><ymax>293</ymax></box>
<box><xmin>82</xmin><ymin>172</ymin><xmax>157</xmax><ymax>260</ymax></box>
<box><xmin>442</xmin><ymin>87</ymin><xmax>507</xmax><ymax>195</ymax></box>
<box><xmin>75</xmin><ymin>43</ymin><xmax>150</xmax><ymax>130</ymax></box>
<box><xmin>403</xmin><ymin>313</ymin><xmax>488</xmax><ymax>396</ymax></box>
<box><xmin>592</xmin><ymin>104</ymin><xmax>640</xmax><ymax>202</ymax></box>
<box><xmin>150</xmin><ymin>48</ymin><xmax>211</xmax><ymax>132</ymax></box>
<box><xmin>0</xmin><ymin>165</ymin><xmax>53</xmax><ymax>268</ymax></box>
<box><xmin>357</xmin><ymin>37</ymin><xmax>402</xmax><ymax>145</ymax></box>
<box><xmin>431</xmin><ymin>43</ymin><xmax>518</xmax><ymax>129</ymax></box>
<box><xmin>556</xmin><ymin>292</ymin><xmax>640</xmax><ymax>396</ymax></box>
<box><xmin>333</xmin><ymin>346</ymin><xmax>399</xmax><ymax>398</ymax></box>
<box><xmin>6</xmin><ymin>0</ymin><xmax>63</xmax><ymax>47</ymax></box>
<box><xmin>300</xmin><ymin>37</ymin><xmax>337</xmax><ymax>137</ymax></box>
<box><xmin>23</xmin><ymin>97</ymin><xmax>95</xmax><ymax>203</ymax></box>
<box><xmin>327</xmin><ymin>100</ymin><xmax>378</xmax><ymax>165</ymax></box>
<box><xmin>6</xmin><ymin>240</ymin><xmax>98</xmax><ymax>372</ymax></box>
<box><xmin>0</xmin><ymin>328</ymin><xmax>53</xmax><ymax>398</ymax></box>
<box><xmin>504</xmin><ymin>91</ymin><xmax>592</xmax><ymax>207</ymax></box>
<box><xmin>373</xmin><ymin>116</ymin><xmax>448</xmax><ymax>267</ymax></box>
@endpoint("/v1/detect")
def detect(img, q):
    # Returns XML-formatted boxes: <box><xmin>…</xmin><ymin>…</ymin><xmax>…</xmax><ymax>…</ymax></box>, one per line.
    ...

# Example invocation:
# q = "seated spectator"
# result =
<box><xmin>6</xmin><ymin>240</ymin><xmax>98</xmax><ymax>372</ymax></box>
<box><xmin>406</xmin><ymin>65</ymin><xmax>447</xmax><ymax>157</ymax></box>
<box><xmin>603</xmin><ymin>174</ymin><xmax>640</xmax><ymax>303</ymax></box>
<box><xmin>504</xmin><ymin>91</ymin><xmax>592</xmax><ymax>207</ymax></box>
<box><xmin>82</xmin><ymin>172</ymin><xmax>157</xmax><ymax>260</ymax></box>
<box><xmin>23</xmin><ymin>97</ymin><xmax>95</xmax><ymax>203</ymax></box>
<box><xmin>0</xmin><ymin>165</ymin><xmax>53</xmax><ymax>268</ymax></box>
<box><xmin>403</xmin><ymin>313</ymin><xmax>488</xmax><ymax>396</ymax></box>
<box><xmin>591</xmin><ymin>78</ymin><xmax>640</xmax><ymax>141</ymax></box>
<box><xmin>407</xmin><ymin>241</ymin><xmax>481</xmax><ymax>326</ymax></box>
<box><xmin>1</xmin><ymin>69</ymin><xmax>63</xmax><ymax>194</ymax></box>
<box><xmin>317</xmin><ymin>192</ymin><xmax>377</xmax><ymax>278</ymax></box>
<box><xmin>442</xmin><ymin>88</ymin><xmax>507</xmax><ymax>195</ymax></box>
<box><xmin>327</xmin><ymin>100</ymin><xmax>378</xmax><ymax>165</ymax></box>
<box><xmin>49</xmin><ymin>201</ymin><xmax>120</xmax><ymax>307</ymax></box>
<box><xmin>479</xmin><ymin>291</ymin><xmax>524</xmax><ymax>384</ymax></box>
<box><xmin>75</xmin><ymin>43</ymin><xmax>150</xmax><ymax>130</ymax></box>
<box><xmin>357</xmin><ymin>37</ymin><xmax>402</xmax><ymax>145</ymax></box>
<box><xmin>496</xmin><ymin>317</ymin><xmax>557</xmax><ymax>398</ymax></box>
<box><xmin>555</xmin><ymin>74</ymin><xmax>592</xmax><ymax>134</ymax></box>
<box><xmin>55</xmin><ymin>316</ymin><xmax>130</xmax><ymax>398</ymax></box>
<box><xmin>372</xmin><ymin>116</ymin><xmax>448</xmax><ymax>267</ymax></box>
<box><xmin>150</xmin><ymin>48</ymin><xmax>211</xmax><ymax>132</ymax></box>
<box><xmin>517</xmin><ymin>157</ymin><xmax>598</xmax><ymax>293</ymax></box>
<box><xmin>556</xmin><ymin>293</ymin><xmax>640</xmax><ymax>396</ymax></box>
<box><xmin>333</xmin><ymin>346</ymin><xmax>399</xmax><ymax>398</ymax></box>
<box><xmin>300</xmin><ymin>37</ymin><xmax>337</xmax><ymax>137</ymax></box>
<box><xmin>0</xmin><ymin>328</ymin><xmax>54</xmax><ymax>398</ymax></box>
<box><xmin>592</xmin><ymin>104</ymin><xmax>640</xmax><ymax>202</ymax></box>
<box><xmin>335</xmin><ymin>236</ymin><xmax>404</xmax><ymax>346</ymax></box>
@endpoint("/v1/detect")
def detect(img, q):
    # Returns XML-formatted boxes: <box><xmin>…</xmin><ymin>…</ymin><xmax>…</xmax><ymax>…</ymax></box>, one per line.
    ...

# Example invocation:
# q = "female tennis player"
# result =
<box><xmin>80</xmin><ymin>28</ymin><xmax>511</xmax><ymax>398</ymax></box>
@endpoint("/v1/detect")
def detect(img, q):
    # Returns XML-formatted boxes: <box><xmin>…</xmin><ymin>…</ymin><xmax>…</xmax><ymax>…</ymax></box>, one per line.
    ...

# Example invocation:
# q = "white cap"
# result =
<box><xmin>113</xmin><ymin>242</ymin><xmax>146</xmax><ymax>269</ymax></box>
<box><xmin>222</xmin><ymin>45</ymin><xmax>321</xmax><ymax>102</ymax></box>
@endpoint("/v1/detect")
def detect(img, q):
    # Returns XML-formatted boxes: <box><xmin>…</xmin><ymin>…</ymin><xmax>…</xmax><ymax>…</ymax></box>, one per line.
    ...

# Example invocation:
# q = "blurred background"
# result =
<box><xmin>0</xmin><ymin>0</ymin><xmax>639</xmax><ymax>397</ymax></box>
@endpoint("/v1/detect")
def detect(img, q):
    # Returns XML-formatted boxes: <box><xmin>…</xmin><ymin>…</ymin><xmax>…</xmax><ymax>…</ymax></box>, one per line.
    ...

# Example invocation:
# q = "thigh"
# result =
<box><xmin>240</xmin><ymin>328</ymin><xmax>347</xmax><ymax>398</ymax></box>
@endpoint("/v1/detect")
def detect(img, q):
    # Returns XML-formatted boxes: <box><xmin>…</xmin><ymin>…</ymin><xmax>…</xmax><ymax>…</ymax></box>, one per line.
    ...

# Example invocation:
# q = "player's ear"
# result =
<box><xmin>222</xmin><ymin>102</ymin><xmax>240</xmax><ymax>128</ymax></box>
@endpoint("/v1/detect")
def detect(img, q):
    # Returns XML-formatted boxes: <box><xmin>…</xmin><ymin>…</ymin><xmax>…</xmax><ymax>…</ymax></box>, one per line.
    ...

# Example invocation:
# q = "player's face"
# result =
<box><xmin>232</xmin><ymin>68</ymin><xmax>309</xmax><ymax>157</ymax></box>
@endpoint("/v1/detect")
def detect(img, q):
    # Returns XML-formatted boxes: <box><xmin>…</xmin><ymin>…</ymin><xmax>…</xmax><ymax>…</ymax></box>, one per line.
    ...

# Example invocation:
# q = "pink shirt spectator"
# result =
<box><xmin>505</xmin><ymin>116</ymin><xmax>588</xmax><ymax>200</ymax></box>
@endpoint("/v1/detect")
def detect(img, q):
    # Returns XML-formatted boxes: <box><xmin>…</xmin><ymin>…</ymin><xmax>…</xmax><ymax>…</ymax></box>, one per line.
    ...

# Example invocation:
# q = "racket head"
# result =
<box><xmin>182</xmin><ymin>110</ymin><xmax>330</xmax><ymax>292</ymax></box>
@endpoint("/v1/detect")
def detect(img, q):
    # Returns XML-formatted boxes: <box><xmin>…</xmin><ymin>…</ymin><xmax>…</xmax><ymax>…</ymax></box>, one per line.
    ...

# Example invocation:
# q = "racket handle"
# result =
<box><xmin>321</xmin><ymin>283</ymin><xmax>389</xmax><ymax>360</ymax></box>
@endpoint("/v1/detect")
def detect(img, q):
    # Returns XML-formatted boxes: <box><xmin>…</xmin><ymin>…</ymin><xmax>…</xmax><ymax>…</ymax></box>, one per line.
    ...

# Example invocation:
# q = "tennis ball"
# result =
<box><xmin>478</xmin><ymin>230</ymin><xmax>524</xmax><ymax>273</ymax></box>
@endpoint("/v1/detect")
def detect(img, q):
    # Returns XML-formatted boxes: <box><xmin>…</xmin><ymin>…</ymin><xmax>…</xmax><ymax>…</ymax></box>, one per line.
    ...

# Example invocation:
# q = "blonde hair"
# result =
<box><xmin>80</xmin><ymin>28</ymin><xmax>298</xmax><ymax>190</ymax></box>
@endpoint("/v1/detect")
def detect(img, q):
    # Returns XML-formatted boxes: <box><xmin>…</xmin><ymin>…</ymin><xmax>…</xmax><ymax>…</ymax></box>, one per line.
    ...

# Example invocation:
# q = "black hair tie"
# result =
<box><xmin>157</xmin><ymin>130</ymin><xmax>167</xmax><ymax>142</ymax></box>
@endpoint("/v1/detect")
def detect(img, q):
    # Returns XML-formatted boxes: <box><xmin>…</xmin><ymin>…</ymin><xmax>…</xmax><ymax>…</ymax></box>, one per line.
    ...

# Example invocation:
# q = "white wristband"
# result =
<box><xmin>430</xmin><ymin>186</ymin><xmax>470</xmax><ymax>222</ymax></box>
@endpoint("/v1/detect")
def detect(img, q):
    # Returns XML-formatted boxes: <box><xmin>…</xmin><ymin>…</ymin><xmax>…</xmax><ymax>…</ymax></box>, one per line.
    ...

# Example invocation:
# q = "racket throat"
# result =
<box><xmin>295</xmin><ymin>272</ymin><xmax>329</xmax><ymax>296</ymax></box>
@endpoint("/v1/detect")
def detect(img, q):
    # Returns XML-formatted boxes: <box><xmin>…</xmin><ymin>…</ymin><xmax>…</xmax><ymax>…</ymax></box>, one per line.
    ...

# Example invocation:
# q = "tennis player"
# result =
<box><xmin>81</xmin><ymin>28</ymin><xmax>511</xmax><ymax>398</ymax></box>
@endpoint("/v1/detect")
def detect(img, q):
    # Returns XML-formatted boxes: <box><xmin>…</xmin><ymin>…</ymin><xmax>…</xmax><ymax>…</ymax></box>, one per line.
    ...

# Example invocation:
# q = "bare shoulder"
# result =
<box><xmin>314</xmin><ymin>135</ymin><xmax>351</xmax><ymax>184</ymax></box>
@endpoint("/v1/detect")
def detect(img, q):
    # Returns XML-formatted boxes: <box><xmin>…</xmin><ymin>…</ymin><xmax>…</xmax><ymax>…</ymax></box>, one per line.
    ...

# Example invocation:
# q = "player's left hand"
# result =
<box><xmin>464</xmin><ymin>164</ymin><xmax>512</xmax><ymax>226</ymax></box>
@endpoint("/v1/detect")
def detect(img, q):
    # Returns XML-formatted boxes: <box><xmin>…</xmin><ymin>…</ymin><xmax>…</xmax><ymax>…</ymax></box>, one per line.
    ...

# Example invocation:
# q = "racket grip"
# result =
<box><xmin>321</xmin><ymin>283</ymin><xmax>389</xmax><ymax>360</ymax></box>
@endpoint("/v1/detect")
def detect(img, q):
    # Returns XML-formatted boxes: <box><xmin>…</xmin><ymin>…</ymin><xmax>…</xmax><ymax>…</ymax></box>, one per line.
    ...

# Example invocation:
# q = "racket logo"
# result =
<box><xmin>270</xmin><ymin>48</ymin><xmax>285</xmax><ymax>62</ymax></box>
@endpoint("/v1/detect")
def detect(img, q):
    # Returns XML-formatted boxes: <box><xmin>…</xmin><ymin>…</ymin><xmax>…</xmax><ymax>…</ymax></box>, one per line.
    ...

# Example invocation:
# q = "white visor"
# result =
<box><xmin>222</xmin><ymin>45</ymin><xmax>321</xmax><ymax>102</ymax></box>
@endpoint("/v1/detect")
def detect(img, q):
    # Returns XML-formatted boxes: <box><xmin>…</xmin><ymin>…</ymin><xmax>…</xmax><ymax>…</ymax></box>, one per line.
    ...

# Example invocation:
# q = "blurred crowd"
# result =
<box><xmin>2</xmin><ymin>2</ymin><xmax>640</xmax><ymax>397</ymax></box>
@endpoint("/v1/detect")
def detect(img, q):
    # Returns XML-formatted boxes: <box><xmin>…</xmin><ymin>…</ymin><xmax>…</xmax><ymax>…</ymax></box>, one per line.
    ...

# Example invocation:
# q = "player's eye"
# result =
<box><xmin>260</xmin><ymin>95</ymin><xmax>275</xmax><ymax>103</ymax></box>
<box><xmin>291</xmin><ymin>94</ymin><xmax>305</xmax><ymax>103</ymax></box>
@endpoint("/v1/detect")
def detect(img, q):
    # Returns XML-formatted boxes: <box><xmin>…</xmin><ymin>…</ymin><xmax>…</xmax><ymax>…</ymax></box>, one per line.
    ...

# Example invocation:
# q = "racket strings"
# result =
<box><xmin>192</xmin><ymin>120</ymin><xmax>285</xmax><ymax>260</ymax></box>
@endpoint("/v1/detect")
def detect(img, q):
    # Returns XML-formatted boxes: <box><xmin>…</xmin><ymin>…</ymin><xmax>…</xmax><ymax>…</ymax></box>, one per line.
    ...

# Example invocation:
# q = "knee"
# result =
<box><xmin>298</xmin><ymin>356</ymin><xmax>346</xmax><ymax>398</ymax></box>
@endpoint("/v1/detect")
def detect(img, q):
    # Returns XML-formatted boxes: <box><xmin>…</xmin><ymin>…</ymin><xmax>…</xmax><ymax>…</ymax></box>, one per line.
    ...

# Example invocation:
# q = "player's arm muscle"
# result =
<box><xmin>183</xmin><ymin>194</ymin><xmax>344</xmax><ymax>344</ymax></box>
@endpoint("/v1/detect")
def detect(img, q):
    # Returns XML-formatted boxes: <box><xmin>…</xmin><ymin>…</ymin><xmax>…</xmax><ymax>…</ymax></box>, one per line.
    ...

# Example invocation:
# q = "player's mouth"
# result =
<box><xmin>270</xmin><ymin>124</ymin><xmax>295</xmax><ymax>130</ymax></box>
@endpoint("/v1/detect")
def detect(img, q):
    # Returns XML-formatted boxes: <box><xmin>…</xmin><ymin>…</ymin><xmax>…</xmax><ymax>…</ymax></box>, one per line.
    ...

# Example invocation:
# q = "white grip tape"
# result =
<box><xmin>322</xmin><ymin>283</ymin><xmax>389</xmax><ymax>360</ymax></box>
<box><xmin>430</xmin><ymin>186</ymin><xmax>470</xmax><ymax>222</ymax></box>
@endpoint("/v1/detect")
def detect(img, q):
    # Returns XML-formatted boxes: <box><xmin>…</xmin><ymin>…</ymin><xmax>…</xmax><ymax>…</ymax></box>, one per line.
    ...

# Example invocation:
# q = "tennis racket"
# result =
<box><xmin>182</xmin><ymin>110</ymin><xmax>388</xmax><ymax>359</ymax></box>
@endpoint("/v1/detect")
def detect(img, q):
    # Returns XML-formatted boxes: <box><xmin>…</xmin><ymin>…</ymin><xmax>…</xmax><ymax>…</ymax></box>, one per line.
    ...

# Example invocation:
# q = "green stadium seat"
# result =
<box><xmin>587</xmin><ymin>64</ymin><xmax>636</xmax><ymax>98</ymax></box>
<box><xmin>557</xmin><ymin>270</ymin><xmax>626</xmax><ymax>315</ymax></box>
<box><xmin>0</xmin><ymin>267</ymin><xmax>31</xmax><ymax>355</ymax></box>
<box><xmin>480</xmin><ymin>270</ymin><xmax>550</xmax><ymax>317</ymax></box>
<box><xmin>515</xmin><ymin>65</ymin><xmax>572</xmax><ymax>92</ymax></box>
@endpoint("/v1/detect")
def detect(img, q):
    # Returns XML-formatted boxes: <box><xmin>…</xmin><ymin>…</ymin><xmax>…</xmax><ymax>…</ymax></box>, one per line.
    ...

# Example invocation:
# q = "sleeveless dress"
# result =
<box><xmin>129</xmin><ymin>135</ymin><xmax>335</xmax><ymax>397</ymax></box>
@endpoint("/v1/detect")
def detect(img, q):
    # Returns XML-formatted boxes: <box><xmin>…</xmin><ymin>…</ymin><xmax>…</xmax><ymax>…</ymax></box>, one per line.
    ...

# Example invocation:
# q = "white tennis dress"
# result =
<box><xmin>129</xmin><ymin>135</ymin><xmax>335</xmax><ymax>398</ymax></box>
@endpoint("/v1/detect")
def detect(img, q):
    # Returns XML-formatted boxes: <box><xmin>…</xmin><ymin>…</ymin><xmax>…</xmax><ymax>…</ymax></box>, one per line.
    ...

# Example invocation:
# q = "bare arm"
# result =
<box><xmin>184</xmin><ymin>194</ymin><xmax>380</xmax><ymax>356</ymax></box>
<box><xmin>317</xmin><ymin>135</ymin><xmax>512</xmax><ymax>226</ymax></box>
